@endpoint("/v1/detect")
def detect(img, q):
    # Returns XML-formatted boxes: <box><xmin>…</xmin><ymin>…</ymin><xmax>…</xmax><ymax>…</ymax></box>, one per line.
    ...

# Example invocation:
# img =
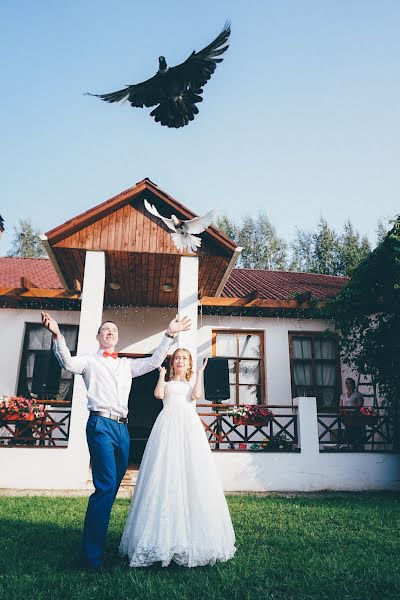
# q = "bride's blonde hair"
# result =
<box><xmin>169</xmin><ymin>348</ymin><xmax>193</xmax><ymax>382</ymax></box>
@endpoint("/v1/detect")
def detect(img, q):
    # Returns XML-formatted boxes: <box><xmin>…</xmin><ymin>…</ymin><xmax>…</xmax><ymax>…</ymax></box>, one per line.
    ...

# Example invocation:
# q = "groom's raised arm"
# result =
<box><xmin>128</xmin><ymin>315</ymin><xmax>191</xmax><ymax>379</ymax></box>
<box><xmin>41</xmin><ymin>312</ymin><xmax>89</xmax><ymax>375</ymax></box>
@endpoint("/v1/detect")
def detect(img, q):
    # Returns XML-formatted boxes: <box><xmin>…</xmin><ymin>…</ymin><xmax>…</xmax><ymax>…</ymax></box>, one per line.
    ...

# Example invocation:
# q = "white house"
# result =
<box><xmin>0</xmin><ymin>178</ymin><xmax>398</xmax><ymax>493</ymax></box>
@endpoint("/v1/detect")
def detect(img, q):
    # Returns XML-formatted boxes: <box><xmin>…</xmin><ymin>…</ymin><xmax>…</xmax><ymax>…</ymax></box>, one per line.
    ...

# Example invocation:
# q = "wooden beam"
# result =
<box><xmin>20</xmin><ymin>276</ymin><xmax>36</xmax><ymax>291</ymax></box>
<box><xmin>0</xmin><ymin>287</ymin><xmax>80</xmax><ymax>299</ymax></box>
<box><xmin>243</xmin><ymin>290</ymin><xmax>261</xmax><ymax>306</ymax></box>
<box><xmin>200</xmin><ymin>296</ymin><xmax>326</xmax><ymax>309</ymax></box>
<box><xmin>73</xmin><ymin>278</ymin><xmax>82</xmax><ymax>292</ymax></box>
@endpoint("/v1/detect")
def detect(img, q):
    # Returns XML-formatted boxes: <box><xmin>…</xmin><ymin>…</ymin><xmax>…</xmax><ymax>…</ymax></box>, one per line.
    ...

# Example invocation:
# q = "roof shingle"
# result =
<box><xmin>0</xmin><ymin>257</ymin><xmax>62</xmax><ymax>289</ymax></box>
<box><xmin>222</xmin><ymin>268</ymin><xmax>348</xmax><ymax>300</ymax></box>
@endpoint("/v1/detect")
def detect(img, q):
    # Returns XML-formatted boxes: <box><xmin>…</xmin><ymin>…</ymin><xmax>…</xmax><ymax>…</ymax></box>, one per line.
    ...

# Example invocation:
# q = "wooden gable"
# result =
<box><xmin>46</xmin><ymin>179</ymin><xmax>238</xmax><ymax>307</ymax></box>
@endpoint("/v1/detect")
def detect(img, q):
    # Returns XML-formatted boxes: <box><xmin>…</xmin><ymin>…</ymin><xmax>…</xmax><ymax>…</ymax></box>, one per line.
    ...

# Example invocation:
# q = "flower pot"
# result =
<box><xmin>233</xmin><ymin>417</ymin><xmax>269</xmax><ymax>427</ymax></box>
<box><xmin>0</xmin><ymin>412</ymin><xmax>35</xmax><ymax>422</ymax></box>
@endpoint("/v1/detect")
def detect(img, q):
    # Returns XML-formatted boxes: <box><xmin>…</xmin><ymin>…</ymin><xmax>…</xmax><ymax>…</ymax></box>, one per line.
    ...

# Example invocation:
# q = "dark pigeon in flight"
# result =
<box><xmin>87</xmin><ymin>23</ymin><xmax>231</xmax><ymax>128</ymax></box>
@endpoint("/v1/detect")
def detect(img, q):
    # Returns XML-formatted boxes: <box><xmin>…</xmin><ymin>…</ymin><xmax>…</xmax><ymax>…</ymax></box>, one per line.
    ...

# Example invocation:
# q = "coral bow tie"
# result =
<box><xmin>103</xmin><ymin>351</ymin><xmax>118</xmax><ymax>359</ymax></box>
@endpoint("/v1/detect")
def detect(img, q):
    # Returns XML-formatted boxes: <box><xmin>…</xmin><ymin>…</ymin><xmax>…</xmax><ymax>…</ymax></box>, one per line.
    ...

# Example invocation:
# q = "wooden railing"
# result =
<box><xmin>197</xmin><ymin>404</ymin><xmax>299</xmax><ymax>451</ymax></box>
<box><xmin>318</xmin><ymin>407</ymin><xmax>397</xmax><ymax>452</ymax></box>
<box><xmin>0</xmin><ymin>400</ymin><xmax>71</xmax><ymax>448</ymax></box>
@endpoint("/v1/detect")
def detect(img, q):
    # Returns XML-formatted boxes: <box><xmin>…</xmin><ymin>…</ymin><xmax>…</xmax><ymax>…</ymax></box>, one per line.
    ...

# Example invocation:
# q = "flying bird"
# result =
<box><xmin>87</xmin><ymin>22</ymin><xmax>231</xmax><ymax>128</ymax></box>
<box><xmin>144</xmin><ymin>199</ymin><xmax>215</xmax><ymax>252</ymax></box>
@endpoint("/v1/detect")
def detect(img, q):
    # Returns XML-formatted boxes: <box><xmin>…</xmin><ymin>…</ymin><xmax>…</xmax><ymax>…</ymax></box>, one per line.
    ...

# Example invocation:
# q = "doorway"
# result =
<box><xmin>127</xmin><ymin>358</ymin><xmax>170</xmax><ymax>465</ymax></box>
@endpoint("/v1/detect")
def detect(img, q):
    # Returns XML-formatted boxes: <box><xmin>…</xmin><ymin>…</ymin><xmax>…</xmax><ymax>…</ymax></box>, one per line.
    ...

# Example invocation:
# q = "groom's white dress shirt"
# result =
<box><xmin>52</xmin><ymin>334</ymin><xmax>173</xmax><ymax>418</ymax></box>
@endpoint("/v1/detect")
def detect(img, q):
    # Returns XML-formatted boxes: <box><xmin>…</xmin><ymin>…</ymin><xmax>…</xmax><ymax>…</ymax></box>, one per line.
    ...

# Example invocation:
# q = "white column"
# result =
<box><xmin>68</xmin><ymin>250</ymin><xmax>106</xmax><ymax>487</ymax></box>
<box><xmin>177</xmin><ymin>256</ymin><xmax>199</xmax><ymax>380</ymax></box>
<box><xmin>297</xmin><ymin>397</ymin><xmax>320</xmax><ymax>457</ymax></box>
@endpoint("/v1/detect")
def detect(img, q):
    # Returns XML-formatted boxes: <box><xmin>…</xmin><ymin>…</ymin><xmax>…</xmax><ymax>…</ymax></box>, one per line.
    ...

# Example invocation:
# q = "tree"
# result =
<box><xmin>289</xmin><ymin>218</ymin><xmax>372</xmax><ymax>277</ymax></box>
<box><xmin>325</xmin><ymin>216</ymin><xmax>400</xmax><ymax>445</ymax></box>
<box><xmin>289</xmin><ymin>228</ymin><xmax>314</xmax><ymax>272</ymax></box>
<box><xmin>7</xmin><ymin>218</ymin><xmax>46</xmax><ymax>258</ymax></box>
<box><xmin>216</xmin><ymin>212</ymin><xmax>288</xmax><ymax>270</ymax></box>
<box><xmin>312</xmin><ymin>217</ymin><xmax>341</xmax><ymax>275</ymax></box>
<box><xmin>215</xmin><ymin>215</ymin><xmax>239</xmax><ymax>243</ymax></box>
<box><xmin>376</xmin><ymin>219</ymin><xmax>388</xmax><ymax>246</ymax></box>
<box><xmin>337</xmin><ymin>219</ymin><xmax>371</xmax><ymax>276</ymax></box>
<box><xmin>237</xmin><ymin>213</ymin><xmax>287</xmax><ymax>269</ymax></box>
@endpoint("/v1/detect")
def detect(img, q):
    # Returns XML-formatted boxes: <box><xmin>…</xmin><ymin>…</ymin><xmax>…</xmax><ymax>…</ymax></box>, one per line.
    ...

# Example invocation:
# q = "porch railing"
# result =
<box><xmin>0</xmin><ymin>400</ymin><xmax>71</xmax><ymax>448</ymax></box>
<box><xmin>318</xmin><ymin>406</ymin><xmax>397</xmax><ymax>452</ymax></box>
<box><xmin>197</xmin><ymin>404</ymin><xmax>299</xmax><ymax>451</ymax></box>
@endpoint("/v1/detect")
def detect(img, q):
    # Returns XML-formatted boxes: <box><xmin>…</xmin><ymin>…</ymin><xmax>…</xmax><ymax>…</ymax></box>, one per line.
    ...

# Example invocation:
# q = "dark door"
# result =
<box><xmin>127</xmin><ymin>369</ymin><xmax>163</xmax><ymax>465</ymax></box>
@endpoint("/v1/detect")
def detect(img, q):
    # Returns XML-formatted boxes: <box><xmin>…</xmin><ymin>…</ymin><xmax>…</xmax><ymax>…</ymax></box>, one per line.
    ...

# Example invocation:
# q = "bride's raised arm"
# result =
<box><xmin>154</xmin><ymin>366</ymin><xmax>167</xmax><ymax>400</ymax></box>
<box><xmin>192</xmin><ymin>358</ymin><xmax>208</xmax><ymax>401</ymax></box>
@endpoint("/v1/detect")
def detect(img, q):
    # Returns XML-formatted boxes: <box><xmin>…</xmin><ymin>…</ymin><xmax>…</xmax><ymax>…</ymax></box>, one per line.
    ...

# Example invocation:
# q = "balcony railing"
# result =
<box><xmin>318</xmin><ymin>406</ymin><xmax>397</xmax><ymax>452</ymax></box>
<box><xmin>0</xmin><ymin>400</ymin><xmax>71</xmax><ymax>448</ymax></box>
<box><xmin>197</xmin><ymin>404</ymin><xmax>299</xmax><ymax>451</ymax></box>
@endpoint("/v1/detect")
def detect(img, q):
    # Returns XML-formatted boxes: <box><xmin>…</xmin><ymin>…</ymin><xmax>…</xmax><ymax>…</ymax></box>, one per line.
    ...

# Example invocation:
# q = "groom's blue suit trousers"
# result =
<box><xmin>81</xmin><ymin>415</ymin><xmax>130</xmax><ymax>568</ymax></box>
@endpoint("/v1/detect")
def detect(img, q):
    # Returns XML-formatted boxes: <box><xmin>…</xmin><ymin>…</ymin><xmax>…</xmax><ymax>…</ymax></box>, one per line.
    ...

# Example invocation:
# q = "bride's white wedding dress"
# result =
<box><xmin>119</xmin><ymin>380</ymin><xmax>236</xmax><ymax>568</ymax></box>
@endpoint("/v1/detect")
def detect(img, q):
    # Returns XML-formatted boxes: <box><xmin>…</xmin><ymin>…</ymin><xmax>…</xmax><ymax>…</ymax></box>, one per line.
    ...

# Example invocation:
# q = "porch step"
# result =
<box><xmin>87</xmin><ymin>466</ymin><xmax>139</xmax><ymax>499</ymax></box>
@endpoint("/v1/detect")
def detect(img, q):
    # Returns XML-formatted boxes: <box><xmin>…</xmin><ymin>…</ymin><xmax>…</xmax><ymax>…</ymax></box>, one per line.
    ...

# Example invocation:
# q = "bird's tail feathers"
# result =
<box><xmin>150</xmin><ymin>91</ymin><xmax>202</xmax><ymax>128</ymax></box>
<box><xmin>171</xmin><ymin>232</ymin><xmax>202</xmax><ymax>252</ymax></box>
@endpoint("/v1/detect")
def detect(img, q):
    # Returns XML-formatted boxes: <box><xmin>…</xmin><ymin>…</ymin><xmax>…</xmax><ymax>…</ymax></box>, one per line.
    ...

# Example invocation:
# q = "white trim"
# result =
<box><xmin>38</xmin><ymin>234</ymin><xmax>69</xmax><ymax>290</ymax></box>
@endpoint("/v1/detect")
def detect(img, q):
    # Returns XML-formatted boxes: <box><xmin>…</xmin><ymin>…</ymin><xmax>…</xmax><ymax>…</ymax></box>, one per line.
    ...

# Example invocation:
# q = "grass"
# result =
<box><xmin>0</xmin><ymin>494</ymin><xmax>399</xmax><ymax>600</ymax></box>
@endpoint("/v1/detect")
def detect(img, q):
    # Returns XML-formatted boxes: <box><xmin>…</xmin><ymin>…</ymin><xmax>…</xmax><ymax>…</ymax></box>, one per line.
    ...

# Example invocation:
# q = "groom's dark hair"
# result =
<box><xmin>97</xmin><ymin>321</ymin><xmax>118</xmax><ymax>334</ymax></box>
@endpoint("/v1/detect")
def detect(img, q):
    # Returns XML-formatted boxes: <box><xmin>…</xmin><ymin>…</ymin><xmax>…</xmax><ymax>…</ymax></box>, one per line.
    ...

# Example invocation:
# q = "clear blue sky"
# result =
<box><xmin>1</xmin><ymin>0</ymin><xmax>399</xmax><ymax>254</ymax></box>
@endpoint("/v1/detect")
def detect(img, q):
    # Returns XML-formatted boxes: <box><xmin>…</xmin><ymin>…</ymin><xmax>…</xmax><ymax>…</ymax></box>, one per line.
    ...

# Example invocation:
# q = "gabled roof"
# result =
<box><xmin>46</xmin><ymin>177</ymin><xmax>237</xmax><ymax>252</ymax></box>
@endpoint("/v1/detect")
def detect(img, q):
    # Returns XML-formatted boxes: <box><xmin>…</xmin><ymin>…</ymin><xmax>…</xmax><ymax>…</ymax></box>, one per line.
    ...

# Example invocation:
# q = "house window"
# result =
<box><xmin>212</xmin><ymin>330</ymin><xmax>265</xmax><ymax>404</ymax></box>
<box><xmin>289</xmin><ymin>332</ymin><xmax>341</xmax><ymax>410</ymax></box>
<box><xmin>17</xmin><ymin>324</ymin><xmax>79</xmax><ymax>400</ymax></box>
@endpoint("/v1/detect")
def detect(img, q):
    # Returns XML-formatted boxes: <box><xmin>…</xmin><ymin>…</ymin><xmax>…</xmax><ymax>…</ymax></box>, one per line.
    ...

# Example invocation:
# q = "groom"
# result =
<box><xmin>41</xmin><ymin>311</ymin><xmax>191</xmax><ymax>569</ymax></box>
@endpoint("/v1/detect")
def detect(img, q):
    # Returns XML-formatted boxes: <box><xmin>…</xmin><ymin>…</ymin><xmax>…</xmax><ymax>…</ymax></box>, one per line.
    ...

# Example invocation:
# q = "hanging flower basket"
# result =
<box><xmin>228</xmin><ymin>405</ymin><xmax>274</xmax><ymax>427</ymax></box>
<box><xmin>341</xmin><ymin>406</ymin><xmax>378</xmax><ymax>427</ymax></box>
<box><xmin>0</xmin><ymin>396</ymin><xmax>45</xmax><ymax>422</ymax></box>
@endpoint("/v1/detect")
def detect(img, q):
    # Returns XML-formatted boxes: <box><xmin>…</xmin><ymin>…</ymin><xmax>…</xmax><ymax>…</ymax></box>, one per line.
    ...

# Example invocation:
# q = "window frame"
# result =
<box><xmin>288</xmin><ymin>331</ymin><xmax>342</xmax><ymax>410</ymax></box>
<box><xmin>211</xmin><ymin>329</ymin><xmax>266</xmax><ymax>405</ymax></box>
<box><xmin>17</xmin><ymin>322</ymin><xmax>79</xmax><ymax>401</ymax></box>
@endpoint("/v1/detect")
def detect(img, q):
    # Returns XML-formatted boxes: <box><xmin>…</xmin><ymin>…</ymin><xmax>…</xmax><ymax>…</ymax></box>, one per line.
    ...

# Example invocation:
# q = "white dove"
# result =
<box><xmin>144</xmin><ymin>199</ymin><xmax>215</xmax><ymax>252</ymax></box>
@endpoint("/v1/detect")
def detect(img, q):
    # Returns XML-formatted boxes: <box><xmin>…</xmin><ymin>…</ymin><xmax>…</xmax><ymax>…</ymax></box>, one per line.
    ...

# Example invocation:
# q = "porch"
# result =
<box><xmin>1</xmin><ymin>398</ymin><xmax>398</xmax><ymax>493</ymax></box>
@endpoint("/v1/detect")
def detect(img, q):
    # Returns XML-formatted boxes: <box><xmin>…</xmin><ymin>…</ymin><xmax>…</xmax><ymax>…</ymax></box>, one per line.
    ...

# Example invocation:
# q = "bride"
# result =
<box><xmin>119</xmin><ymin>348</ymin><xmax>236</xmax><ymax>568</ymax></box>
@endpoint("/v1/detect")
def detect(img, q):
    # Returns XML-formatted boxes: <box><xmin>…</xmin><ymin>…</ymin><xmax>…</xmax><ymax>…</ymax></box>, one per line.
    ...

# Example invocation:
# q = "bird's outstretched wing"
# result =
<box><xmin>184</xmin><ymin>210</ymin><xmax>215</xmax><ymax>234</ymax></box>
<box><xmin>168</xmin><ymin>22</ymin><xmax>231</xmax><ymax>91</ymax></box>
<box><xmin>144</xmin><ymin>199</ymin><xmax>176</xmax><ymax>231</ymax></box>
<box><xmin>87</xmin><ymin>72</ymin><xmax>164</xmax><ymax>108</ymax></box>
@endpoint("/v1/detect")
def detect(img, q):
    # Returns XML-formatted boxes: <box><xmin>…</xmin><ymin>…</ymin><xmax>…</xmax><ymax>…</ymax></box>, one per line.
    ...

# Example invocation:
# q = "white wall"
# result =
<box><xmin>0</xmin><ymin>307</ymin><xmax>397</xmax><ymax>491</ymax></box>
<box><xmin>213</xmin><ymin>399</ymin><xmax>400</xmax><ymax>492</ymax></box>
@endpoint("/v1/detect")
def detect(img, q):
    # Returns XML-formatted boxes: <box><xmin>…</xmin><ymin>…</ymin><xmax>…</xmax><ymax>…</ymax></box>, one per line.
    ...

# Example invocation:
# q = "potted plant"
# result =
<box><xmin>340</xmin><ymin>406</ymin><xmax>378</xmax><ymax>427</ymax></box>
<box><xmin>227</xmin><ymin>404</ymin><xmax>273</xmax><ymax>427</ymax></box>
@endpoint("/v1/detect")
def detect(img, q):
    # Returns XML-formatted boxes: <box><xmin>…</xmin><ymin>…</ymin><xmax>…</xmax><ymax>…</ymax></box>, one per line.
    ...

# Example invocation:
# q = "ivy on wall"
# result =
<box><xmin>323</xmin><ymin>216</ymin><xmax>400</xmax><ymax>439</ymax></box>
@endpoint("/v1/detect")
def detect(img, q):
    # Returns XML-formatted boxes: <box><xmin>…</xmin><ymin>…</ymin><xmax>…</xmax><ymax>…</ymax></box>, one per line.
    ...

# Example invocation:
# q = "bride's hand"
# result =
<box><xmin>198</xmin><ymin>358</ymin><xmax>208</xmax><ymax>373</ymax></box>
<box><xmin>158</xmin><ymin>366</ymin><xmax>167</xmax><ymax>377</ymax></box>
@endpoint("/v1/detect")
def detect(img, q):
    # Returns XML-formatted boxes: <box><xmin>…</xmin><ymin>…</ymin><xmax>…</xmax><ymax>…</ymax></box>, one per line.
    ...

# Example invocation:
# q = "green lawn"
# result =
<box><xmin>0</xmin><ymin>494</ymin><xmax>399</xmax><ymax>600</ymax></box>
